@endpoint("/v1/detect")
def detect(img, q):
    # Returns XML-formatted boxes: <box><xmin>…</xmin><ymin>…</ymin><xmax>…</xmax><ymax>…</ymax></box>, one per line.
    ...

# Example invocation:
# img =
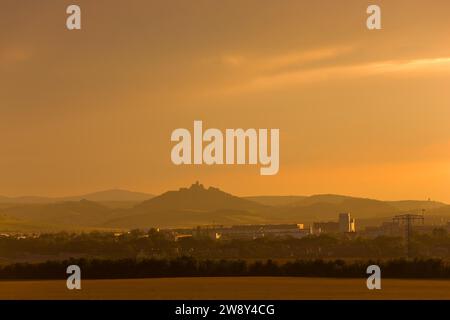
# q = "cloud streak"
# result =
<box><xmin>217</xmin><ymin>55</ymin><xmax>450</xmax><ymax>95</ymax></box>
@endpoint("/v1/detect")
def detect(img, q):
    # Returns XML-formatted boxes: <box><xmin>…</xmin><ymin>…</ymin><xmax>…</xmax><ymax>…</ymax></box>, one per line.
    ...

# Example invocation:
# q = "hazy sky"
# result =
<box><xmin>1</xmin><ymin>0</ymin><xmax>450</xmax><ymax>201</ymax></box>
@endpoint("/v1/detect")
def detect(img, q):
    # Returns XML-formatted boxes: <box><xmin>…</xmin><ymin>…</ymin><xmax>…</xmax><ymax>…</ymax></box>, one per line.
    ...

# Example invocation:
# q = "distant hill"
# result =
<box><xmin>0</xmin><ymin>184</ymin><xmax>448</xmax><ymax>231</ymax></box>
<box><xmin>103</xmin><ymin>187</ymin><xmax>450</xmax><ymax>229</ymax></box>
<box><xmin>260</xmin><ymin>194</ymin><xmax>448</xmax><ymax>222</ymax></box>
<box><xmin>0</xmin><ymin>200</ymin><xmax>114</xmax><ymax>227</ymax></box>
<box><xmin>426</xmin><ymin>205</ymin><xmax>450</xmax><ymax>216</ymax></box>
<box><xmin>103</xmin><ymin>209</ymin><xmax>268</xmax><ymax>229</ymax></box>
<box><xmin>387</xmin><ymin>200</ymin><xmax>447</xmax><ymax>212</ymax></box>
<box><xmin>247</xmin><ymin>194</ymin><xmax>446</xmax><ymax>211</ymax></box>
<box><xmin>136</xmin><ymin>182</ymin><xmax>264</xmax><ymax>212</ymax></box>
<box><xmin>0</xmin><ymin>195</ymin><xmax>52</xmax><ymax>204</ymax></box>
<box><xmin>103</xmin><ymin>182</ymin><xmax>267</xmax><ymax>228</ymax></box>
<box><xmin>0</xmin><ymin>189</ymin><xmax>154</xmax><ymax>204</ymax></box>
<box><xmin>244</xmin><ymin>196</ymin><xmax>306</xmax><ymax>206</ymax></box>
<box><xmin>61</xmin><ymin>189</ymin><xmax>153</xmax><ymax>202</ymax></box>
<box><xmin>295</xmin><ymin>194</ymin><xmax>358</xmax><ymax>206</ymax></box>
<box><xmin>270</xmin><ymin>198</ymin><xmax>397</xmax><ymax>222</ymax></box>
<box><xmin>0</xmin><ymin>214</ymin><xmax>55</xmax><ymax>233</ymax></box>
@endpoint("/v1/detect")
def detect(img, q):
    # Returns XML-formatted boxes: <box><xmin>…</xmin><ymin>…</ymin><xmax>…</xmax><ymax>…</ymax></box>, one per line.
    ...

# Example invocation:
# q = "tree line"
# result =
<box><xmin>1</xmin><ymin>228</ymin><xmax>449</xmax><ymax>261</ymax></box>
<box><xmin>0</xmin><ymin>257</ymin><xmax>449</xmax><ymax>280</ymax></box>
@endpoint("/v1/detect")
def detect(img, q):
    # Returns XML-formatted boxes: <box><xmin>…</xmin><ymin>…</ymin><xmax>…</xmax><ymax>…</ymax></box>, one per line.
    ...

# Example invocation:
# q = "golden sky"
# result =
<box><xmin>1</xmin><ymin>0</ymin><xmax>450</xmax><ymax>201</ymax></box>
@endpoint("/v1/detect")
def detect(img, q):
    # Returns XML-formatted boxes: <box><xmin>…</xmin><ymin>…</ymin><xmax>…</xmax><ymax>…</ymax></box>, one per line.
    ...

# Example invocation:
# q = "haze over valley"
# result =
<box><xmin>1</xmin><ymin>183</ymin><xmax>448</xmax><ymax>232</ymax></box>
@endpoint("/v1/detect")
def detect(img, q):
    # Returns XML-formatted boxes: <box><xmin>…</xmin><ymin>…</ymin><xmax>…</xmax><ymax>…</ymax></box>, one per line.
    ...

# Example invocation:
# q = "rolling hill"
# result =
<box><xmin>244</xmin><ymin>196</ymin><xmax>306</xmax><ymax>206</ymax></box>
<box><xmin>250</xmin><ymin>194</ymin><xmax>447</xmax><ymax>220</ymax></box>
<box><xmin>135</xmin><ymin>182</ymin><xmax>265</xmax><ymax>212</ymax></box>
<box><xmin>0</xmin><ymin>184</ymin><xmax>448</xmax><ymax>231</ymax></box>
<box><xmin>61</xmin><ymin>189</ymin><xmax>153</xmax><ymax>202</ymax></box>
<box><xmin>0</xmin><ymin>200</ymin><xmax>113</xmax><ymax>227</ymax></box>
<box><xmin>387</xmin><ymin>200</ymin><xmax>447</xmax><ymax>212</ymax></box>
<box><xmin>0</xmin><ymin>214</ymin><xmax>55</xmax><ymax>233</ymax></box>
<box><xmin>426</xmin><ymin>205</ymin><xmax>450</xmax><ymax>216</ymax></box>
<box><xmin>103</xmin><ymin>182</ymin><xmax>268</xmax><ymax>228</ymax></box>
<box><xmin>0</xmin><ymin>189</ymin><xmax>153</xmax><ymax>204</ymax></box>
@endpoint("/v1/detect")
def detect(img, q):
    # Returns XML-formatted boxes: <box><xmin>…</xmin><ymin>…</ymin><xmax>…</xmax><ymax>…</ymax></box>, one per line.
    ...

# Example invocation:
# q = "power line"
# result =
<box><xmin>392</xmin><ymin>213</ymin><xmax>424</xmax><ymax>258</ymax></box>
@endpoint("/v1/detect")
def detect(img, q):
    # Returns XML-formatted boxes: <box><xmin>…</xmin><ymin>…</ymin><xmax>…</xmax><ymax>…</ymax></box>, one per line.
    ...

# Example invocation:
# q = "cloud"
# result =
<box><xmin>368</xmin><ymin>57</ymin><xmax>450</xmax><ymax>74</ymax></box>
<box><xmin>217</xmin><ymin>55</ymin><xmax>450</xmax><ymax>95</ymax></box>
<box><xmin>218</xmin><ymin>46</ymin><xmax>353</xmax><ymax>71</ymax></box>
<box><xmin>257</xmin><ymin>46</ymin><xmax>354</xmax><ymax>71</ymax></box>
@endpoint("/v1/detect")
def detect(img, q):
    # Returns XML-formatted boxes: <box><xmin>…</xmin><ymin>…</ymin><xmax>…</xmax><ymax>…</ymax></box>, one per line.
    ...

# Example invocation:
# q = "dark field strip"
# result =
<box><xmin>0</xmin><ymin>257</ymin><xmax>449</xmax><ymax>280</ymax></box>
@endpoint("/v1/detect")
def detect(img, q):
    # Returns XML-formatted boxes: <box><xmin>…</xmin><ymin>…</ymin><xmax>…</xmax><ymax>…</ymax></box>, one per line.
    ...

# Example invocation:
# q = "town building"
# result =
<box><xmin>219</xmin><ymin>224</ymin><xmax>310</xmax><ymax>240</ymax></box>
<box><xmin>163</xmin><ymin>223</ymin><xmax>311</xmax><ymax>240</ymax></box>
<box><xmin>312</xmin><ymin>222</ymin><xmax>339</xmax><ymax>234</ymax></box>
<box><xmin>339</xmin><ymin>213</ymin><xmax>356</xmax><ymax>233</ymax></box>
<box><xmin>313</xmin><ymin>213</ymin><xmax>356</xmax><ymax>235</ymax></box>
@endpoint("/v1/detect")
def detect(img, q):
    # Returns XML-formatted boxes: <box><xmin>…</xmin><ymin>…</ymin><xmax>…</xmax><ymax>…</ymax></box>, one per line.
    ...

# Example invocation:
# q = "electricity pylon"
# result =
<box><xmin>393</xmin><ymin>212</ymin><xmax>424</xmax><ymax>258</ymax></box>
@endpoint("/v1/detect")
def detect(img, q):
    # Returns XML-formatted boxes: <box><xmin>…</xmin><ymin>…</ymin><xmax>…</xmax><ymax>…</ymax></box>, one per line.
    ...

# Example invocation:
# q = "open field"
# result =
<box><xmin>1</xmin><ymin>277</ymin><xmax>450</xmax><ymax>300</ymax></box>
